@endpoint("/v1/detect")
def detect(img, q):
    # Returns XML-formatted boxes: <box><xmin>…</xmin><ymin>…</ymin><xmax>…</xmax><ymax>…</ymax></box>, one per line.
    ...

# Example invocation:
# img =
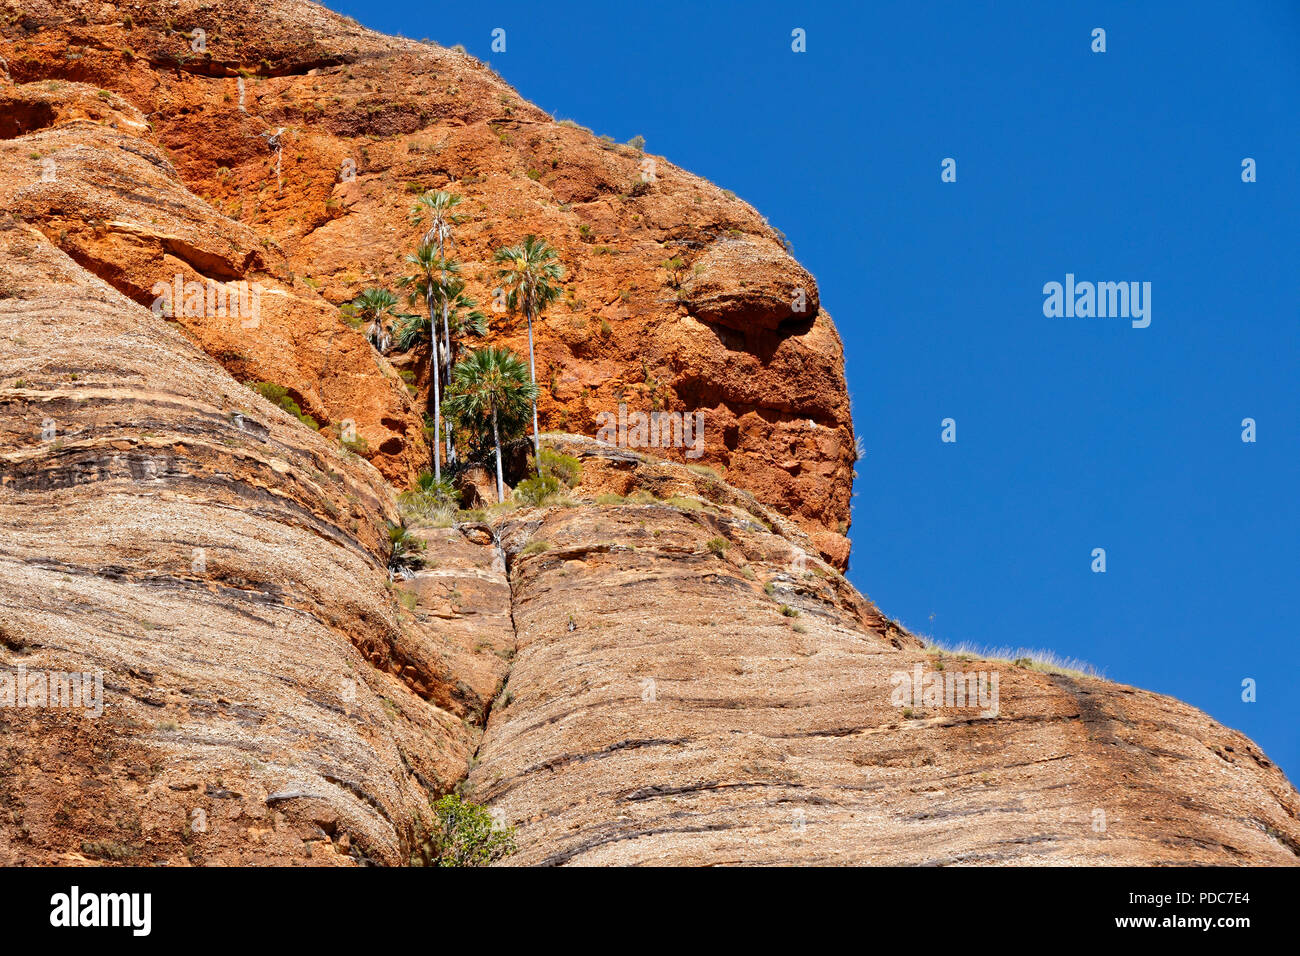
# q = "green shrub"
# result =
<box><xmin>341</xmin><ymin>433</ymin><xmax>370</xmax><ymax>455</ymax></box>
<box><xmin>399</xmin><ymin>472</ymin><xmax>460</xmax><ymax>524</ymax></box>
<box><xmin>780</xmin><ymin>604</ymin><xmax>799</xmax><ymax>618</ymax></box>
<box><xmin>686</xmin><ymin>463</ymin><xmax>721</xmax><ymax>480</ymax></box>
<box><xmin>387</xmin><ymin>522</ymin><xmax>424</xmax><ymax>573</ymax></box>
<box><xmin>413</xmin><ymin>795</ymin><xmax>516</xmax><ymax>867</ymax></box>
<box><xmin>514</xmin><ymin>473</ymin><xmax>563</xmax><ymax>506</ymax></box>
<box><xmin>594</xmin><ymin>493</ymin><xmax>625</xmax><ymax>505</ymax></box>
<box><xmin>705</xmin><ymin>536</ymin><xmax>729</xmax><ymax>557</ymax></box>
<box><xmin>521</xmin><ymin>539</ymin><xmax>549</xmax><ymax>556</ymax></box>
<box><xmin>666</xmin><ymin>496</ymin><xmax>702</xmax><ymax>511</ymax></box>
<box><xmin>248</xmin><ymin>381</ymin><xmax>319</xmax><ymax>429</ymax></box>
<box><xmin>536</xmin><ymin>448</ymin><xmax>582</xmax><ymax>488</ymax></box>
<box><xmin>80</xmin><ymin>840</ymin><xmax>140</xmax><ymax>861</ymax></box>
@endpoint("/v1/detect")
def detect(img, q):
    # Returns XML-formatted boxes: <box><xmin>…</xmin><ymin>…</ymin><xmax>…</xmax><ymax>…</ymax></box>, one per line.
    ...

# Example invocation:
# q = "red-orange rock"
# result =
<box><xmin>1</xmin><ymin>1</ymin><xmax>1295</xmax><ymax>869</ymax></box>
<box><xmin>0</xmin><ymin>0</ymin><xmax>857</xmax><ymax>565</ymax></box>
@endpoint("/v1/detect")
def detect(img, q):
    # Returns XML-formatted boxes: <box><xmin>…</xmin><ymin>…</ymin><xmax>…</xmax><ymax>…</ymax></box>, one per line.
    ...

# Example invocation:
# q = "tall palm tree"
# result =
<box><xmin>391</xmin><ymin>278</ymin><xmax>487</xmax><ymax>354</ymax></box>
<box><xmin>393</xmin><ymin>265</ymin><xmax>488</xmax><ymax>465</ymax></box>
<box><xmin>410</xmin><ymin>194</ymin><xmax>462</xmax><ymax>377</ymax></box>
<box><xmin>346</xmin><ymin>287</ymin><xmax>401</xmax><ymax>353</ymax></box>
<box><xmin>444</xmin><ymin>348</ymin><xmax>538</xmax><ymax>503</ymax></box>
<box><xmin>411</xmin><ymin>192</ymin><xmax>466</xmax><ymax>462</ymax></box>
<box><xmin>493</xmin><ymin>236</ymin><xmax>564</xmax><ymax>463</ymax></box>
<box><xmin>411</xmin><ymin>190</ymin><xmax>463</xmax><ymax>252</ymax></box>
<box><xmin>398</xmin><ymin>242</ymin><xmax>447</xmax><ymax>480</ymax></box>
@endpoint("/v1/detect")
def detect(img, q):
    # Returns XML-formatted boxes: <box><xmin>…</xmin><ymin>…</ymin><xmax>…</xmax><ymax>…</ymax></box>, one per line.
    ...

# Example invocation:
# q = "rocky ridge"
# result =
<box><xmin>0</xmin><ymin>0</ymin><xmax>1297</xmax><ymax>866</ymax></box>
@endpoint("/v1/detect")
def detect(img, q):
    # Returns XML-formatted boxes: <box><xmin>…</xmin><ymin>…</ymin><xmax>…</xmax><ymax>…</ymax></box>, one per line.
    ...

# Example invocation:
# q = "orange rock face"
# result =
<box><xmin>1</xmin><ymin>1</ymin><xmax>1297</xmax><ymax>869</ymax></box>
<box><xmin>0</xmin><ymin>0</ymin><xmax>857</xmax><ymax>566</ymax></box>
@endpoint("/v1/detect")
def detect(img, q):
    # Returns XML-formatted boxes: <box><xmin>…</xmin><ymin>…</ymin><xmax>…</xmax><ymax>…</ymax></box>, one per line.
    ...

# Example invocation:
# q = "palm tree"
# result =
<box><xmin>494</xmin><ymin>236</ymin><xmax>564</xmax><ymax>463</ymax></box>
<box><xmin>411</xmin><ymin>190</ymin><xmax>463</xmax><ymax>252</ymax></box>
<box><xmin>346</xmin><ymin>287</ymin><xmax>401</xmax><ymax>353</ymax></box>
<box><xmin>438</xmin><ymin>277</ymin><xmax>489</xmax><ymax>366</ymax></box>
<box><xmin>393</xmin><ymin>266</ymin><xmax>488</xmax><ymax>465</ymax></box>
<box><xmin>444</xmin><ymin>348</ymin><xmax>538</xmax><ymax>503</ymax></box>
<box><xmin>398</xmin><ymin>242</ymin><xmax>447</xmax><ymax>480</ymax></box>
<box><xmin>410</xmin><ymin>191</ymin><xmax>463</xmax><ymax>395</ymax></box>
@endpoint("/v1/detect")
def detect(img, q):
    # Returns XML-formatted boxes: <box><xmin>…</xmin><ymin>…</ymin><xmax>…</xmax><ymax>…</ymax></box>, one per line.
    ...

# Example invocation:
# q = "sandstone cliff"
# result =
<box><xmin>0</xmin><ymin>0</ymin><xmax>856</xmax><ymax>567</ymax></box>
<box><xmin>1</xmin><ymin>0</ymin><xmax>1297</xmax><ymax>866</ymax></box>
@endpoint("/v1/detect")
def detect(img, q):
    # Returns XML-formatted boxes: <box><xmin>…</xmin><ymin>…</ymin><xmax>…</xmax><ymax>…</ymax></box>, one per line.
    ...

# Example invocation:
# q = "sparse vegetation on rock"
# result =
<box><xmin>444</xmin><ymin>347</ymin><xmax>538</xmax><ymax>502</ymax></box>
<box><xmin>412</xmin><ymin>795</ymin><xmax>515</xmax><ymax>867</ymax></box>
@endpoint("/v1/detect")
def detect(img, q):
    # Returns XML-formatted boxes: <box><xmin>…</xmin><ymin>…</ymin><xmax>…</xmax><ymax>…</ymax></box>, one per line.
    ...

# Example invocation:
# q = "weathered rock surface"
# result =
<box><xmin>0</xmin><ymin>225</ymin><xmax>474</xmax><ymax>865</ymax></box>
<box><xmin>0</xmin><ymin>0</ymin><xmax>1297</xmax><ymax>868</ymax></box>
<box><xmin>0</xmin><ymin>0</ymin><xmax>857</xmax><ymax>565</ymax></box>
<box><xmin>0</xmin><ymin>73</ymin><xmax>430</xmax><ymax>486</ymax></box>
<box><xmin>464</xmin><ymin>438</ymin><xmax>1300</xmax><ymax>865</ymax></box>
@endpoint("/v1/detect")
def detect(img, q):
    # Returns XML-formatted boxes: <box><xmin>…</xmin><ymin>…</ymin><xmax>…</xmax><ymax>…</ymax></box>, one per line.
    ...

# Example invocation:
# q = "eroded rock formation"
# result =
<box><xmin>0</xmin><ymin>0</ymin><xmax>856</xmax><ymax>565</ymax></box>
<box><xmin>1</xmin><ymin>1</ymin><xmax>1297</xmax><ymax>866</ymax></box>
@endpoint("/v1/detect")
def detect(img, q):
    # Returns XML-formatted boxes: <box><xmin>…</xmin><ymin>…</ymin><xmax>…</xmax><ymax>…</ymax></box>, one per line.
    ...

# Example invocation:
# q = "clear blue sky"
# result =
<box><xmin>323</xmin><ymin>0</ymin><xmax>1299</xmax><ymax>782</ymax></box>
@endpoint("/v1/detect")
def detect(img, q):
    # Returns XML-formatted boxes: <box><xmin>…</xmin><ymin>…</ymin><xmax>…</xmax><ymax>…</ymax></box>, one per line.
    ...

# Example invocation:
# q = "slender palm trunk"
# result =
<box><xmin>525</xmin><ymin>306</ymin><xmax>541</xmax><ymax>465</ymax></box>
<box><xmin>426</xmin><ymin>284</ymin><xmax>442</xmax><ymax>481</ymax></box>
<box><xmin>438</xmin><ymin>233</ymin><xmax>454</xmax><ymax>465</ymax></box>
<box><xmin>443</xmin><ymin>300</ymin><xmax>453</xmax><ymax>465</ymax></box>
<box><xmin>491</xmin><ymin>406</ymin><xmax>504</xmax><ymax>503</ymax></box>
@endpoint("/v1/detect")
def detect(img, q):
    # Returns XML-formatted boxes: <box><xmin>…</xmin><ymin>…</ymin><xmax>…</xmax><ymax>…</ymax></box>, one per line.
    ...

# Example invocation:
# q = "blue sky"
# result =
<box><xmin>323</xmin><ymin>0</ymin><xmax>1299</xmax><ymax>781</ymax></box>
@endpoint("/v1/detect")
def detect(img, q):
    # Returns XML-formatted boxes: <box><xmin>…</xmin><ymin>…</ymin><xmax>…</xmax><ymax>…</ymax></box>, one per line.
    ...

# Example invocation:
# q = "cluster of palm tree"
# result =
<box><xmin>397</xmin><ymin>190</ymin><xmax>489</xmax><ymax>481</ymax></box>
<box><xmin>344</xmin><ymin>189</ymin><xmax>567</xmax><ymax>503</ymax></box>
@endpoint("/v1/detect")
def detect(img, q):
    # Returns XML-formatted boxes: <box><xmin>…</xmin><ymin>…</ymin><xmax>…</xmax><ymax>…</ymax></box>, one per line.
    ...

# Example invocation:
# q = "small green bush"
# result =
<box><xmin>80</xmin><ymin>840</ymin><xmax>140</xmax><ymax>861</ymax></box>
<box><xmin>536</xmin><ymin>448</ymin><xmax>583</xmax><ymax>488</ymax></box>
<box><xmin>248</xmin><ymin>381</ymin><xmax>319</xmax><ymax>429</ymax></box>
<box><xmin>399</xmin><ymin>472</ymin><xmax>460</xmax><ymax>524</ymax></box>
<box><xmin>780</xmin><ymin>604</ymin><xmax>799</xmax><ymax>618</ymax></box>
<box><xmin>705</xmin><ymin>536</ymin><xmax>729</xmax><ymax>557</ymax></box>
<box><xmin>515</xmin><ymin>473</ymin><xmax>563</xmax><ymax>506</ymax></box>
<box><xmin>686</xmin><ymin>463</ymin><xmax>721</xmax><ymax>480</ymax></box>
<box><xmin>413</xmin><ymin>795</ymin><xmax>516</xmax><ymax>867</ymax></box>
<box><xmin>387</xmin><ymin>522</ymin><xmax>424</xmax><ymax>573</ymax></box>
<box><xmin>521</xmin><ymin>539</ymin><xmax>549</xmax><ymax>556</ymax></box>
